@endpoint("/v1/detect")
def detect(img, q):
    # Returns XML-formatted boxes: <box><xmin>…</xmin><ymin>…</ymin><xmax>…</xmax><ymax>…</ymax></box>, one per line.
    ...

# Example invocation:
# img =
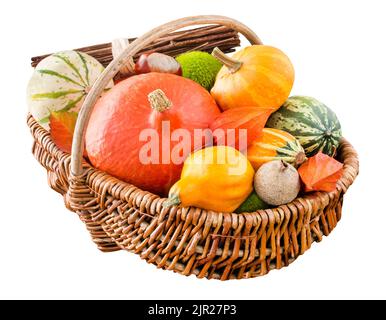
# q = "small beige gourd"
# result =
<box><xmin>254</xmin><ymin>160</ymin><xmax>301</xmax><ymax>206</ymax></box>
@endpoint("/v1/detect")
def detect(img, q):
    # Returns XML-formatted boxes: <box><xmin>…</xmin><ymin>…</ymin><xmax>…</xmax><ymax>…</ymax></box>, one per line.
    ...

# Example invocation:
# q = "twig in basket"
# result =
<box><xmin>30</xmin><ymin>25</ymin><xmax>241</xmax><ymax>68</ymax></box>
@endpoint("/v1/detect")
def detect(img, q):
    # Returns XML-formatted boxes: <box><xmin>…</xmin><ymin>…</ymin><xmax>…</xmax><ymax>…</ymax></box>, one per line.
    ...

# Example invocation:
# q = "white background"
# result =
<box><xmin>1</xmin><ymin>0</ymin><xmax>385</xmax><ymax>300</ymax></box>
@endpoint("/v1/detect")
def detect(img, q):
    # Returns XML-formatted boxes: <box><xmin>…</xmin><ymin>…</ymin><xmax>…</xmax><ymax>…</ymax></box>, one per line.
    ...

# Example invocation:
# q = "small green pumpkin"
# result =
<box><xmin>235</xmin><ymin>192</ymin><xmax>269</xmax><ymax>213</ymax></box>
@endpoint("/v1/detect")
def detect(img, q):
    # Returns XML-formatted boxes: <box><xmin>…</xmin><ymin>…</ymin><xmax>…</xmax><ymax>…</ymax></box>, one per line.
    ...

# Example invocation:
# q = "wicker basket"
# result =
<box><xmin>27</xmin><ymin>15</ymin><xmax>359</xmax><ymax>280</ymax></box>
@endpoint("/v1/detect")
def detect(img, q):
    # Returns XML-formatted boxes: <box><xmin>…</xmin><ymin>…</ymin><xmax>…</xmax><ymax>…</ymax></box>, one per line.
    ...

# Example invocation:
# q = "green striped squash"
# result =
<box><xmin>27</xmin><ymin>50</ymin><xmax>113</xmax><ymax>130</ymax></box>
<box><xmin>266</xmin><ymin>96</ymin><xmax>342</xmax><ymax>157</ymax></box>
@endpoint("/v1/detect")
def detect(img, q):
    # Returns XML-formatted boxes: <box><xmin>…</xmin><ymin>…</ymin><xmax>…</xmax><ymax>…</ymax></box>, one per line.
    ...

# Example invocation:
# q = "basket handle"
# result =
<box><xmin>70</xmin><ymin>15</ymin><xmax>262</xmax><ymax>176</ymax></box>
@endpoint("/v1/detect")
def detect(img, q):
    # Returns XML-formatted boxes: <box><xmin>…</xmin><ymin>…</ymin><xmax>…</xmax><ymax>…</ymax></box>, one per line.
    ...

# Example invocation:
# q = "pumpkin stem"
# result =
<box><xmin>280</xmin><ymin>160</ymin><xmax>289</xmax><ymax>171</ymax></box>
<box><xmin>84</xmin><ymin>86</ymin><xmax>92</xmax><ymax>94</ymax></box>
<box><xmin>295</xmin><ymin>152</ymin><xmax>307</xmax><ymax>167</ymax></box>
<box><xmin>148</xmin><ymin>89</ymin><xmax>172</xmax><ymax>112</ymax></box>
<box><xmin>211</xmin><ymin>47</ymin><xmax>242</xmax><ymax>73</ymax></box>
<box><xmin>163</xmin><ymin>194</ymin><xmax>181</xmax><ymax>208</ymax></box>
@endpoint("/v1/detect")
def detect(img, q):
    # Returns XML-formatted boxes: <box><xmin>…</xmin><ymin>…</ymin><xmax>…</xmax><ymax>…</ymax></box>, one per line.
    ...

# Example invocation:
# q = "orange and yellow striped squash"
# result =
<box><xmin>211</xmin><ymin>45</ymin><xmax>294</xmax><ymax>113</ymax></box>
<box><xmin>247</xmin><ymin>128</ymin><xmax>306</xmax><ymax>170</ymax></box>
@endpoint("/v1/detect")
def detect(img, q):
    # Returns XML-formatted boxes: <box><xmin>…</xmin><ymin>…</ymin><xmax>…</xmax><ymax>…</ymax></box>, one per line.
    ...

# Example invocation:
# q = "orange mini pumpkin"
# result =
<box><xmin>211</xmin><ymin>46</ymin><xmax>295</xmax><ymax>112</ymax></box>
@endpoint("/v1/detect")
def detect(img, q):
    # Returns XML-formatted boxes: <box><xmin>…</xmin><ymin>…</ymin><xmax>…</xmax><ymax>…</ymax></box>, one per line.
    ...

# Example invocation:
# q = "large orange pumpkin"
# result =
<box><xmin>211</xmin><ymin>46</ymin><xmax>295</xmax><ymax>112</ymax></box>
<box><xmin>85</xmin><ymin>73</ymin><xmax>220</xmax><ymax>196</ymax></box>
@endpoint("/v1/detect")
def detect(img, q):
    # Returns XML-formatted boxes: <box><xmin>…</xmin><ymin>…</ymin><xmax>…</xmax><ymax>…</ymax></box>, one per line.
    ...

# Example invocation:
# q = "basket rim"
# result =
<box><xmin>27</xmin><ymin>113</ymin><xmax>359</xmax><ymax>222</ymax></box>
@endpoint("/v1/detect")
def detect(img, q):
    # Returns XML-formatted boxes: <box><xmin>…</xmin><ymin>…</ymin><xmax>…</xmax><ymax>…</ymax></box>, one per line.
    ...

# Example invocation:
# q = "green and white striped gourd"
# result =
<box><xmin>266</xmin><ymin>96</ymin><xmax>342</xmax><ymax>157</ymax></box>
<box><xmin>27</xmin><ymin>50</ymin><xmax>113</xmax><ymax>130</ymax></box>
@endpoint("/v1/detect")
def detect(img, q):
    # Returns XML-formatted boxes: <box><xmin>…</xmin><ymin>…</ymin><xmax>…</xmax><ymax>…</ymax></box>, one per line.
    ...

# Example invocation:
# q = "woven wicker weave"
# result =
<box><xmin>27</xmin><ymin>15</ymin><xmax>359</xmax><ymax>280</ymax></box>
